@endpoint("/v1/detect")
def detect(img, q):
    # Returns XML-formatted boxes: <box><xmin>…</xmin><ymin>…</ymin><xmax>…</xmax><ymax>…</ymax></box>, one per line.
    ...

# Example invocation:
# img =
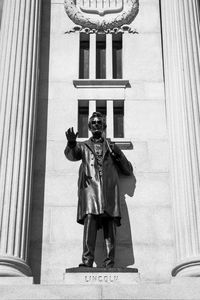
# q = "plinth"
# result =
<box><xmin>64</xmin><ymin>267</ymin><xmax>140</xmax><ymax>285</ymax></box>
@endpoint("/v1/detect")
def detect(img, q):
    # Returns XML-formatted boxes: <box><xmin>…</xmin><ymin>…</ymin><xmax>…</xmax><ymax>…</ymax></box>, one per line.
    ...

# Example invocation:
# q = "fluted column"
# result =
<box><xmin>161</xmin><ymin>0</ymin><xmax>200</xmax><ymax>276</ymax></box>
<box><xmin>0</xmin><ymin>0</ymin><xmax>41</xmax><ymax>276</ymax></box>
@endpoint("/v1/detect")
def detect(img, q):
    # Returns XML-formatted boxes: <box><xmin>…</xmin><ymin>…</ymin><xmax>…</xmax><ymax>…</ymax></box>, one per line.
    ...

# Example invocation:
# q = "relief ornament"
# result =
<box><xmin>64</xmin><ymin>0</ymin><xmax>139</xmax><ymax>32</ymax></box>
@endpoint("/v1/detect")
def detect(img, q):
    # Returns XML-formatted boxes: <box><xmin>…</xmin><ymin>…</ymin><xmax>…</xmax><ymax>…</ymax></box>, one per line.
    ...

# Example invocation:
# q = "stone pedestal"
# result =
<box><xmin>161</xmin><ymin>0</ymin><xmax>200</xmax><ymax>276</ymax></box>
<box><xmin>64</xmin><ymin>267</ymin><xmax>139</xmax><ymax>285</ymax></box>
<box><xmin>0</xmin><ymin>0</ymin><xmax>41</xmax><ymax>276</ymax></box>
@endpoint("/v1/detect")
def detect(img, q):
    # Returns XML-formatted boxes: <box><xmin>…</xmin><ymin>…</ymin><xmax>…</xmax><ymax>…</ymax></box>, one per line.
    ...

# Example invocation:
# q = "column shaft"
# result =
<box><xmin>161</xmin><ymin>0</ymin><xmax>200</xmax><ymax>276</ymax></box>
<box><xmin>0</xmin><ymin>0</ymin><xmax>41</xmax><ymax>276</ymax></box>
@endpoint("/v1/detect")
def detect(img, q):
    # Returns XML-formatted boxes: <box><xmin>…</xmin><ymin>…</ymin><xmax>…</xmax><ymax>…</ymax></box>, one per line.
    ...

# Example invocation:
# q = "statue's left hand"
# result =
<box><xmin>110</xmin><ymin>143</ymin><xmax>121</xmax><ymax>156</ymax></box>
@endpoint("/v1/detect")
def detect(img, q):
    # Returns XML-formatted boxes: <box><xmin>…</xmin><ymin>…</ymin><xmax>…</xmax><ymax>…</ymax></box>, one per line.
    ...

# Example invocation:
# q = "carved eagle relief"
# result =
<box><xmin>64</xmin><ymin>0</ymin><xmax>139</xmax><ymax>30</ymax></box>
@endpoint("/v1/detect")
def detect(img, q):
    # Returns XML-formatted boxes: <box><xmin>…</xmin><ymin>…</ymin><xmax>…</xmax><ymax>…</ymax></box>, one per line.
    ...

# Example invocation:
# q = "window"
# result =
<box><xmin>79</xmin><ymin>33</ymin><xmax>89</xmax><ymax>79</ymax></box>
<box><xmin>78</xmin><ymin>33</ymin><xmax>125</xmax><ymax>141</ymax></box>
<box><xmin>96</xmin><ymin>35</ymin><xmax>106</xmax><ymax>79</ymax></box>
<box><xmin>78</xmin><ymin>100</ymin><xmax>89</xmax><ymax>137</ymax></box>
<box><xmin>113</xmin><ymin>101</ymin><xmax>124</xmax><ymax>138</ymax></box>
<box><xmin>78</xmin><ymin>100</ymin><xmax>124</xmax><ymax>139</ymax></box>
<box><xmin>113</xmin><ymin>33</ymin><xmax>122</xmax><ymax>79</ymax></box>
<box><xmin>96</xmin><ymin>100</ymin><xmax>107</xmax><ymax>117</ymax></box>
<box><xmin>79</xmin><ymin>33</ymin><xmax>123</xmax><ymax>79</ymax></box>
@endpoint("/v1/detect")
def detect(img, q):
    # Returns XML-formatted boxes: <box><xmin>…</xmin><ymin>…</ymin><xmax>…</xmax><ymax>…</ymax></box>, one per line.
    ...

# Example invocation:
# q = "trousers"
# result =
<box><xmin>82</xmin><ymin>214</ymin><xmax>116</xmax><ymax>268</ymax></box>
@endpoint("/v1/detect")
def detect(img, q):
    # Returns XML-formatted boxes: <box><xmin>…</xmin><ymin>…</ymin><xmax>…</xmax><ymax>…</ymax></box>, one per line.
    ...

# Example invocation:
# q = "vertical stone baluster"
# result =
<box><xmin>0</xmin><ymin>0</ymin><xmax>41</xmax><ymax>276</ymax></box>
<box><xmin>107</xmin><ymin>100</ymin><xmax>114</xmax><ymax>138</ymax></box>
<box><xmin>106</xmin><ymin>33</ymin><xmax>113</xmax><ymax>79</ymax></box>
<box><xmin>89</xmin><ymin>34</ymin><xmax>96</xmax><ymax>79</ymax></box>
<box><xmin>161</xmin><ymin>0</ymin><xmax>200</xmax><ymax>276</ymax></box>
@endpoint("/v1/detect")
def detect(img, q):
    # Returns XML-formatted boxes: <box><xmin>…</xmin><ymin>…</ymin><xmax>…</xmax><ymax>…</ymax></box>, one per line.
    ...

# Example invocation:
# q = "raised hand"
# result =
<box><xmin>65</xmin><ymin>127</ymin><xmax>78</xmax><ymax>142</ymax></box>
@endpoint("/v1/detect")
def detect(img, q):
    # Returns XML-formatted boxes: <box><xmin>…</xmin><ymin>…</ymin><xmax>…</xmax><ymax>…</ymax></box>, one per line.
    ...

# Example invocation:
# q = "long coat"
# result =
<box><xmin>64</xmin><ymin>138</ymin><xmax>133</xmax><ymax>226</ymax></box>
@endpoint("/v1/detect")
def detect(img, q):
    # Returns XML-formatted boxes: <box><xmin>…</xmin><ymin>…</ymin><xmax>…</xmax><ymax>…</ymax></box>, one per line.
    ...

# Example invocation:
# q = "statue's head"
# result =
<box><xmin>88</xmin><ymin>112</ymin><xmax>107</xmax><ymax>138</ymax></box>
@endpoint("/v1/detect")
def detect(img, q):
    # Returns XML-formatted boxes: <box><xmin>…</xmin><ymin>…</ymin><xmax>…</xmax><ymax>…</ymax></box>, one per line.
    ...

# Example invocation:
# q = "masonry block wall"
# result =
<box><xmin>30</xmin><ymin>0</ymin><xmax>174</xmax><ymax>284</ymax></box>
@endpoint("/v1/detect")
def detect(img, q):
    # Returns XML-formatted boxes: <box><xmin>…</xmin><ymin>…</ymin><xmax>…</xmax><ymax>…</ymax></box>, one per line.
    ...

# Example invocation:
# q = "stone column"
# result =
<box><xmin>161</xmin><ymin>0</ymin><xmax>200</xmax><ymax>276</ymax></box>
<box><xmin>0</xmin><ymin>0</ymin><xmax>41</xmax><ymax>276</ymax></box>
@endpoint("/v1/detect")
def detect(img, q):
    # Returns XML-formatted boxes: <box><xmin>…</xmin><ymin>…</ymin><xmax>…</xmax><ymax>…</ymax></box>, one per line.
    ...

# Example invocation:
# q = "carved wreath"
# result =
<box><xmin>64</xmin><ymin>0</ymin><xmax>139</xmax><ymax>30</ymax></box>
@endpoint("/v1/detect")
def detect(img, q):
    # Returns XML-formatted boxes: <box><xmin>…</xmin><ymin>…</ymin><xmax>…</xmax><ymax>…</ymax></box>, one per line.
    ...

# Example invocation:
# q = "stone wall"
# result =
<box><xmin>30</xmin><ymin>0</ymin><xmax>174</xmax><ymax>284</ymax></box>
<box><xmin>0</xmin><ymin>0</ymin><xmax>4</xmax><ymax>27</ymax></box>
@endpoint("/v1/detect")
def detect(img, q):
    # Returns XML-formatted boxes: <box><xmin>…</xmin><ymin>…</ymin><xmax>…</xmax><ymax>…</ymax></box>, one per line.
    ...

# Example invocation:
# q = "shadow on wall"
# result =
<box><xmin>0</xmin><ymin>0</ymin><xmax>4</xmax><ymax>27</ymax></box>
<box><xmin>95</xmin><ymin>174</ymin><xmax>136</xmax><ymax>267</ymax></box>
<box><xmin>29</xmin><ymin>1</ymin><xmax>51</xmax><ymax>284</ymax></box>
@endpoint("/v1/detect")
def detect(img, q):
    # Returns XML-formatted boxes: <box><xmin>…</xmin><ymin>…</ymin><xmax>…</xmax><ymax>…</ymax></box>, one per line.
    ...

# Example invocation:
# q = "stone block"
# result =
<box><xmin>45</xmin><ymin>141</ymin><xmax>80</xmax><ymax>171</ymax></box>
<box><xmin>47</xmin><ymin>97</ymin><xmax>78</xmax><ymax>141</ymax></box>
<box><xmin>0</xmin><ymin>277</ymin><xmax>33</xmax><ymax>285</ymax></box>
<box><xmin>41</xmin><ymin>242</ymin><xmax>83</xmax><ymax>283</ymax></box>
<box><xmin>125</xmin><ymin>101</ymin><xmax>167</xmax><ymax>139</ymax></box>
<box><xmin>0</xmin><ymin>284</ymin><xmax>102</xmax><ymax>300</ymax></box>
<box><xmin>124</xmin><ymin>33</ymin><xmax>163</xmax><ymax>82</ymax></box>
<box><xmin>48</xmin><ymin>81</ymin><xmax>77</xmax><ymax>102</ymax></box>
<box><xmin>50</xmin><ymin>207</ymin><xmax>82</xmax><ymax>243</ymax></box>
<box><xmin>42</xmin><ymin>207</ymin><xmax>54</xmax><ymax>242</ymax></box>
<box><xmin>134</xmin><ymin>244</ymin><xmax>174</xmax><ymax>282</ymax></box>
<box><xmin>148</xmin><ymin>139</ymin><xmax>169</xmax><ymax>172</ymax></box>
<box><xmin>2</xmin><ymin>280</ymin><xmax>200</xmax><ymax>299</ymax></box>
<box><xmin>49</xmin><ymin>34</ymin><xmax>79</xmax><ymax>81</ymax></box>
<box><xmin>126</xmin><ymin>82</ymin><xmax>165</xmax><ymax>101</ymax></box>
<box><xmin>51</xmin><ymin>2</ymin><xmax>75</xmax><ymax>34</ymax></box>
<box><xmin>128</xmin><ymin>172</ymin><xmax>170</xmax><ymax>207</ymax></box>
<box><xmin>129</xmin><ymin>206</ymin><xmax>173</xmax><ymax>245</ymax></box>
<box><xmin>127</xmin><ymin>141</ymin><xmax>150</xmax><ymax>172</ymax></box>
<box><xmin>133</xmin><ymin>0</ymin><xmax>161</xmax><ymax>33</ymax></box>
<box><xmin>44</xmin><ymin>171</ymin><xmax>79</xmax><ymax>206</ymax></box>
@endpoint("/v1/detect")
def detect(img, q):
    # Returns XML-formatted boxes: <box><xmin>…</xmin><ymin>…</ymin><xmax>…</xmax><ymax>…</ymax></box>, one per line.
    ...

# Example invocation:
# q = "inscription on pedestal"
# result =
<box><xmin>84</xmin><ymin>274</ymin><xmax>118</xmax><ymax>283</ymax></box>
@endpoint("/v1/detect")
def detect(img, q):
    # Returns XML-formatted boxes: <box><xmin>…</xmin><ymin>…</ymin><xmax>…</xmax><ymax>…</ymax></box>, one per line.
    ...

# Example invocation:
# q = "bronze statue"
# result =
<box><xmin>64</xmin><ymin>112</ymin><xmax>133</xmax><ymax>268</ymax></box>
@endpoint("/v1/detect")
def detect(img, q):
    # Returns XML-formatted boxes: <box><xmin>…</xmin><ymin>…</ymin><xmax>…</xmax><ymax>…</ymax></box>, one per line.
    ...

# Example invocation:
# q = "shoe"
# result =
<box><xmin>79</xmin><ymin>263</ymin><xmax>93</xmax><ymax>268</ymax></box>
<box><xmin>103</xmin><ymin>259</ymin><xmax>114</xmax><ymax>269</ymax></box>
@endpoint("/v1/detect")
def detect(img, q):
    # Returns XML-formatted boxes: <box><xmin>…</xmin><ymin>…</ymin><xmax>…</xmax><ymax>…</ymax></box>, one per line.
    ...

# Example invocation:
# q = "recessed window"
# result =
<box><xmin>78</xmin><ymin>100</ymin><xmax>124</xmax><ymax>139</ymax></box>
<box><xmin>96</xmin><ymin>35</ymin><xmax>106</xmax><ymax>79</ymax></box>
<box><xmin>78</xmin><ymin>33</ymin><xmax>123</xmax><ymax>79</ymax></box>
<box><xmin>79</xmin><ymin>33</ymin><xmax>89</xmax><ymax>79</ymax></box>
<box><xmin>78</xmin><ymin>100</ymin><xmax>89</xmax><ymax>137</ymax></box>
<box><xmin>114</xmin><ymin>101</ymin><xmax>124</xmax><ymax>138</ymax></box>
<box><xmin>113</xmin><ymin>33</ymin><xmax>122</xmax><ymax>79</ymax></box>
<box><xmin>96</xmin><ymin>100</ymin><xmax>107</xmax><ymax>118</ymax></box>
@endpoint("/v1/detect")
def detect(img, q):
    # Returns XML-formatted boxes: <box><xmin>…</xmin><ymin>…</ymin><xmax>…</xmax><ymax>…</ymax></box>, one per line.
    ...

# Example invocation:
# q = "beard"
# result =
<box><xmin>91</xmin><ymin>129</ymin><xmax>103</xmax><ymax>139</ymax></box>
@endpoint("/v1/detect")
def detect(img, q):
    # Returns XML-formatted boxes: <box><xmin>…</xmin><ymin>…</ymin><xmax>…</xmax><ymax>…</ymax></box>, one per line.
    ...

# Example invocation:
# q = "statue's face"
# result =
<box><xmin>89</xmin><ymin>116</ymin><xmax>104</xmax><ymax>137</ymax></box>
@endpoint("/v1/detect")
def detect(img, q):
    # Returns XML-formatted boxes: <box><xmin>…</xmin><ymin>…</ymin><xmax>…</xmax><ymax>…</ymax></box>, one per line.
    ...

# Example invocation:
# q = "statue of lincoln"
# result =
<box><xmin>64</xmin><ymin>112</ymin><xmax>133</xmax><ymax>268</ymax></box>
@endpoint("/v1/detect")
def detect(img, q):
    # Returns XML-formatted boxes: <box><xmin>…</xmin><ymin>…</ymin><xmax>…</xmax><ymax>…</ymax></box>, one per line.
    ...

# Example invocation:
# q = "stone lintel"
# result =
<box><xmin>73</xmin><ymin>79</ymin><xmax>131</xmax><ymax>88</ymax></box>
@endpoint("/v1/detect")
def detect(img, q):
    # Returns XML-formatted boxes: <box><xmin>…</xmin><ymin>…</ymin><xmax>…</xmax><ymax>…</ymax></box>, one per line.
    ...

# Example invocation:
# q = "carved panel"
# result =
<box><xmin>64</xmin><ymin>0</ymin><xmax>139</xmax><ymax>30</ymax></box>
